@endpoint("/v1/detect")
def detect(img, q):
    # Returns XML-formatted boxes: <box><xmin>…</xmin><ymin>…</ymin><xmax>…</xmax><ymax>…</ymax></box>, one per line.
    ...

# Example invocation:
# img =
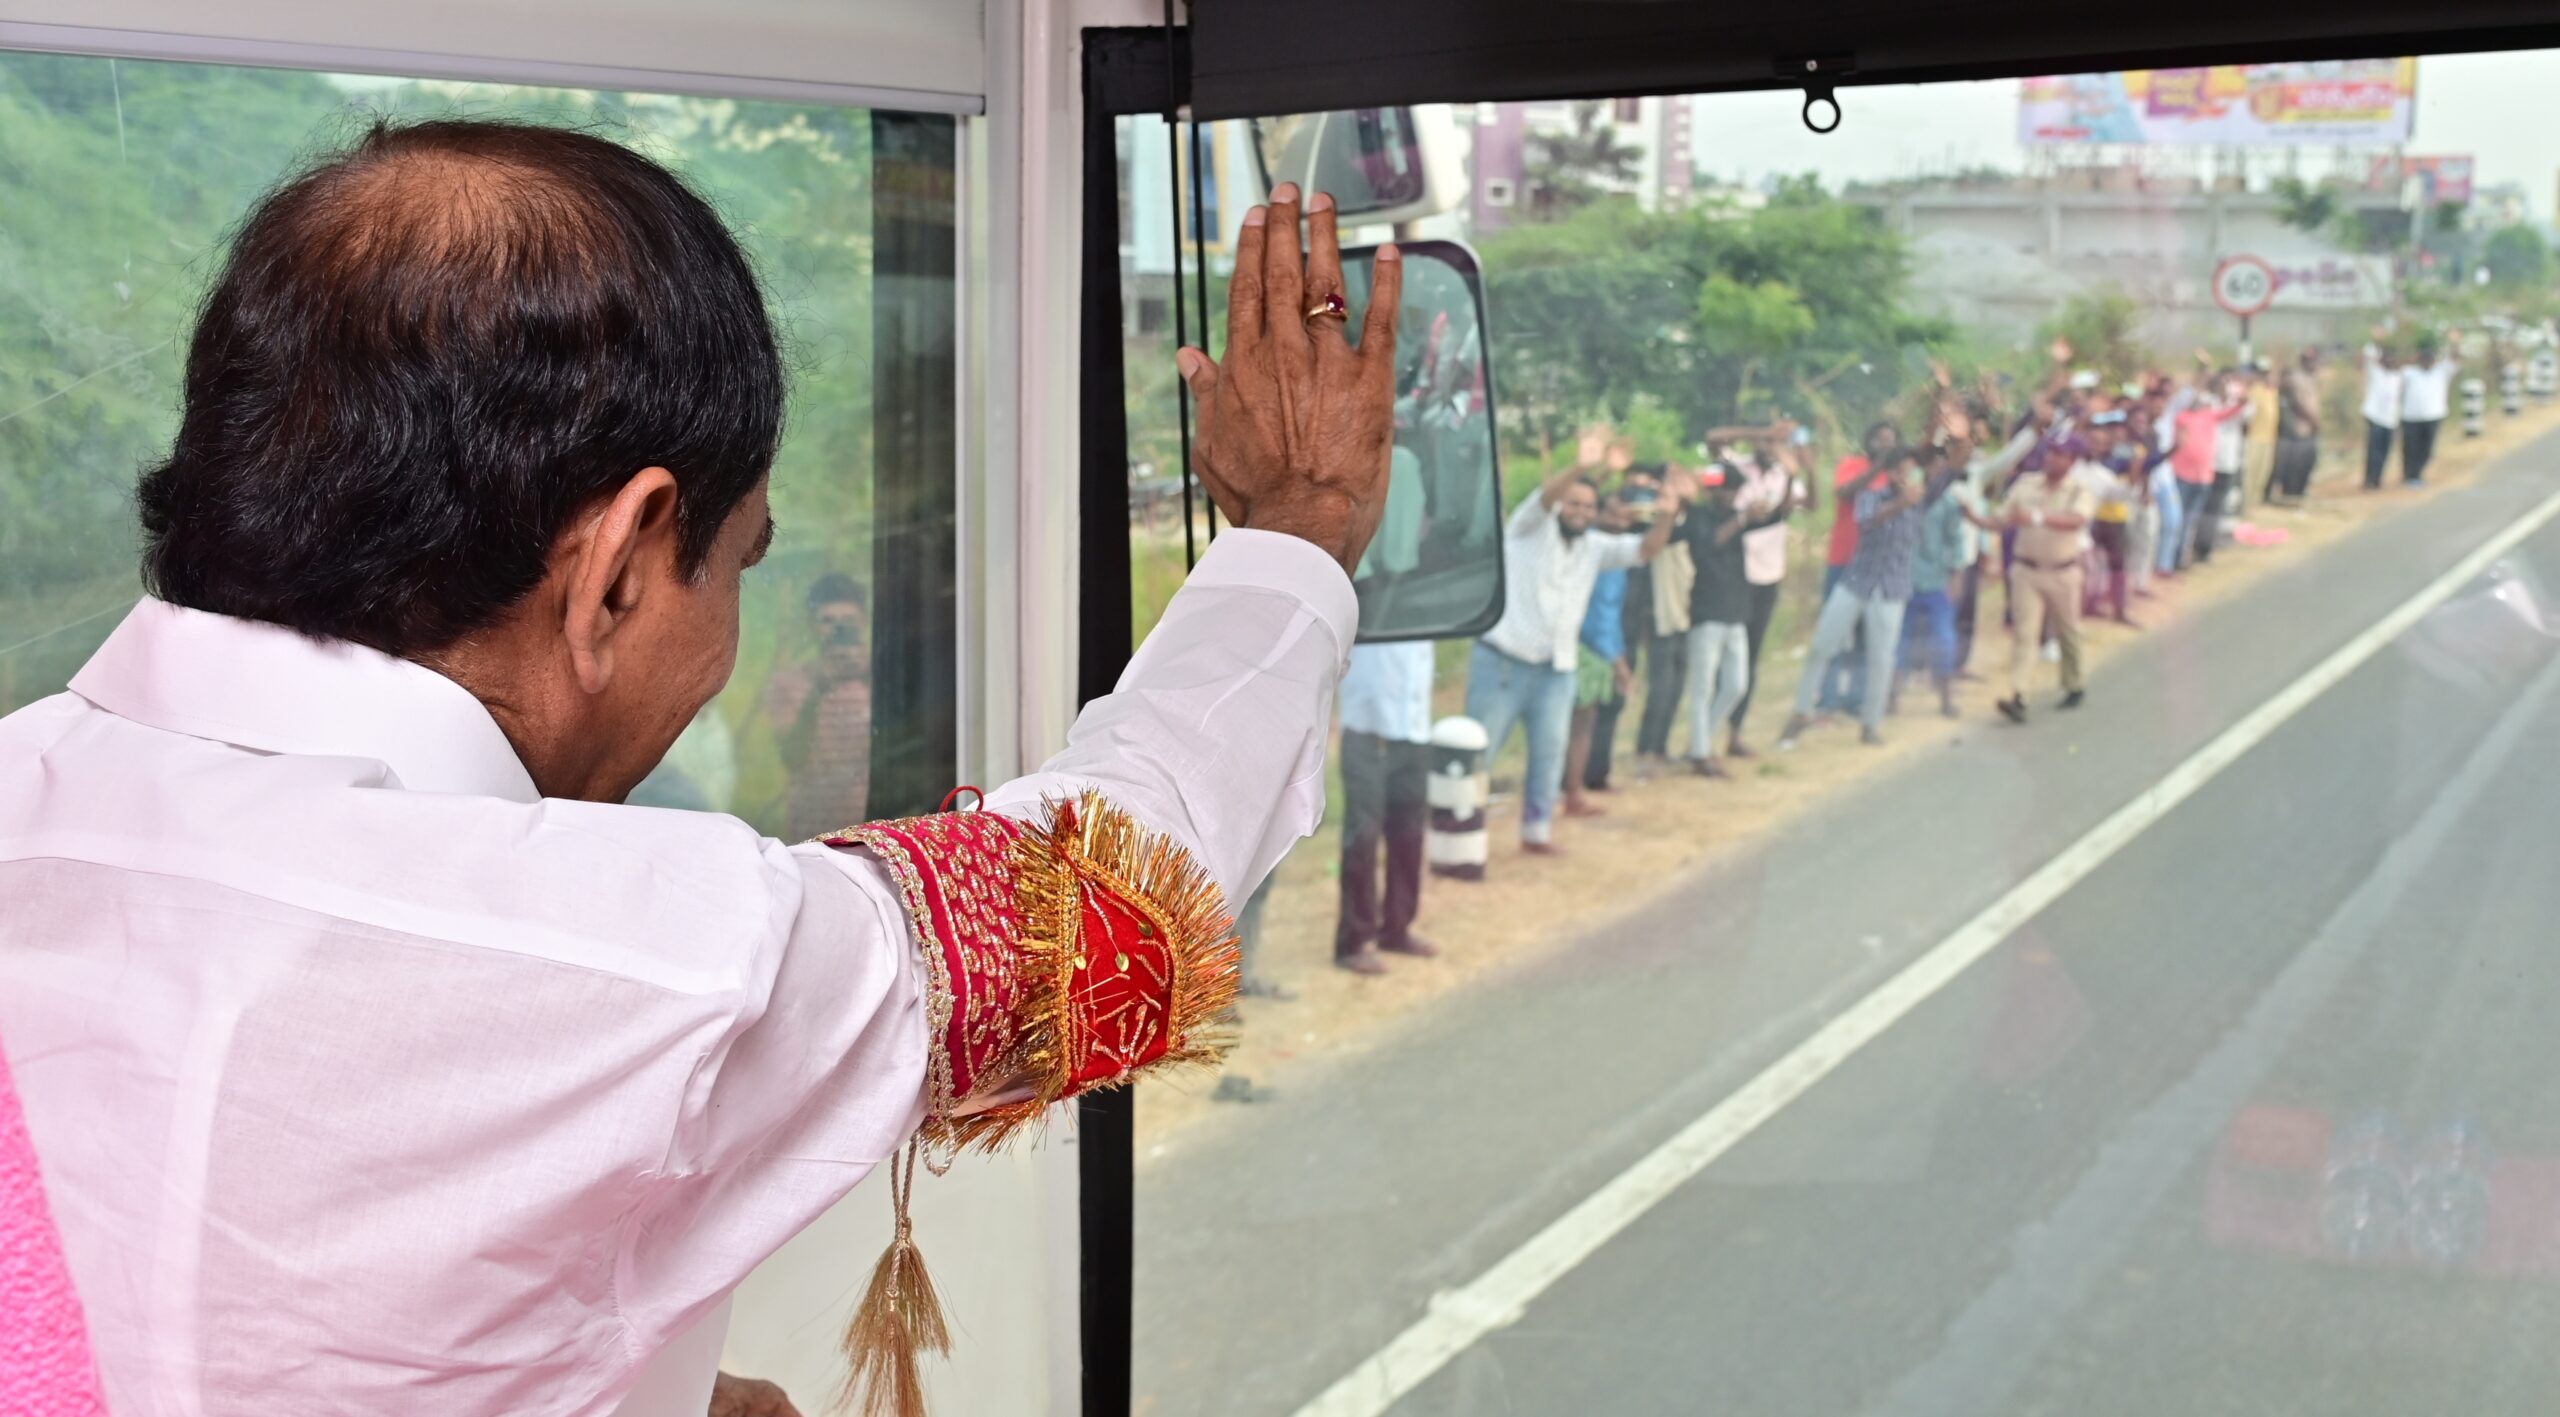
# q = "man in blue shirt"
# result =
<box><xmin>1895</xmin><ymin>445</ymin><xmax>1974</xmax><ymax>719</ymax></box>
<box><xmin>1565</xmin><ymin>530</ymin><xmax>1631</xmax><ymax>819</ymax></box>
<box><xmin>1579</xmin><ymin>469</ymin><xmax>1662</xmax><ymax>794</ymax></box>
<box><xmin>1335</xmin><ymin>641</ymin><xmax>1438</xmax><ymax>975</ymax></box>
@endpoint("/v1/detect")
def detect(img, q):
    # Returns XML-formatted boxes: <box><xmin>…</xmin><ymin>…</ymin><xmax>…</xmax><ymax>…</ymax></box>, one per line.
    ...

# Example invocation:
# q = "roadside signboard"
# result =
<box><xmin>2022</xmin><ymin>61</ymin><xmax>2417</xmax><ymax>146</ymax></box>
<box><xmin>2212</xmin><ymin>255</ymin><xmax>2278</xmax><ymax>317</ymax></box>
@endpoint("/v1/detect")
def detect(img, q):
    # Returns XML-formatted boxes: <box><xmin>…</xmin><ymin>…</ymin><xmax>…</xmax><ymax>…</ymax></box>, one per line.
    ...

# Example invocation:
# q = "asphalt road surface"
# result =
<box><xmin>1136</xmin><ymin>429</ymin><xmax>2560</xmax><ymax>1417</ymax></box>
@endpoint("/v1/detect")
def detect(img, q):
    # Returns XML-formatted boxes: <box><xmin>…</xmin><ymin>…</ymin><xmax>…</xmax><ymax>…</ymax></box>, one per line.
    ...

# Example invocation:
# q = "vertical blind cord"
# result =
<box><xmin>1162</xmin><ymin>0</ymin><xmax>1199</xmax><ymax>572</ymax></box>
<box><xmin>1188</xmin><ymin>113</ymin><xmax>1216</xmax><ymax>543</ymax></box>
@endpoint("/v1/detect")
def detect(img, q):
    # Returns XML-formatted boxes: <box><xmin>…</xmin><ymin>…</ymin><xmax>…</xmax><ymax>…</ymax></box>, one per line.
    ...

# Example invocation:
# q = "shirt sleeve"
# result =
<box><xmin>981</xmin><ymin>528</ymin><xmax>1355</xmax><ymax>904</ymax></box>
<box><xmin>617</xmin><ymin>841</ymin><xmax>928</xmax><ymax>1348</ymax></box>
<box><xmin>1931</xmin><ymin>499</ymin><xmax>1967</xmax><ymax>565</ymax></box>
<box><xmin>1744</xmin><ymin>502</ymin><xmax>1791</xmax><ymax>533</ymax></box>
<box><xmin>626</xmin><ymin>530</ymin><xmax>1355</xmax><ymax>1331</ymax></box>
<box><xmin>1591</xmin><ymin>530</ymin><xmax>1651</xmax><ymax>573</ymax></box>
<box><xmin>1976</xmin><ymin>426</ymin><xmax>2040</xmax><ymax>483</ymax></box>
<box><xmin>1507</xmin><ymin>489</ymin><xmax>1556</xmax><ymax>539</ymax></box>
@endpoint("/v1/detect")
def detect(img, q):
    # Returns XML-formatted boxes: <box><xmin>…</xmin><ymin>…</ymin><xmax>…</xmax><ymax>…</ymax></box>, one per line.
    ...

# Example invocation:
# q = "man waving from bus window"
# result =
<box><xmin>0</xmin><ymin>121</ymin><xmax>1397</xmax><ymax>1417</ymax></box>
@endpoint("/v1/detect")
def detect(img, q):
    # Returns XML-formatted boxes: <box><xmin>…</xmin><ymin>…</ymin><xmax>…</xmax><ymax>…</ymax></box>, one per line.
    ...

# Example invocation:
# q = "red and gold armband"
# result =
<box><xmin>822</xmin><ymin>789</ymin><xmax>1240</xmax><ymax>1150</ymax></box>
<box><xmin>817</xmin><ymin>792</ymin><xmax>1240</xmax><ymax>1415</ymax></box>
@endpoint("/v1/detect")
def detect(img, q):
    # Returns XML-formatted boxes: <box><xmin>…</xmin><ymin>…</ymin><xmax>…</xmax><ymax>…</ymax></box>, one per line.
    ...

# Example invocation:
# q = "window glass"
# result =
<box><xmin>1133</xmin><ymin>52</ymin><xmax>2560</xmax><ymax>1417</ymax></box>
<box><xmin>0</xmin><ymin>51</ymin><xmax>955</xmax><ymax>831</ymax></box>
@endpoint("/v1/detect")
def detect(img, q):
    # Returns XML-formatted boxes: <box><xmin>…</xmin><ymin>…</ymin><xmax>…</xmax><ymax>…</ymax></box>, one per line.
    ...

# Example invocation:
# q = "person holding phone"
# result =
<box><xmin>1677</xmin><ymin>461</ymin><xmax>1794</xmax><ymax>777</ymax></box>
<box><xmin>1781</xmin><ymin>445</ymin><xmax>1924</xmax><ymax>749</ymax></box>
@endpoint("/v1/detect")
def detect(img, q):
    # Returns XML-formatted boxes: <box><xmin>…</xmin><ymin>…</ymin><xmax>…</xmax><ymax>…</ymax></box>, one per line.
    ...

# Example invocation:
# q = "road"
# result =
<box><xmin>1136</xmin><ymin>428</ymin><xmax>2560</xmax><ymax>1417</ymax></box>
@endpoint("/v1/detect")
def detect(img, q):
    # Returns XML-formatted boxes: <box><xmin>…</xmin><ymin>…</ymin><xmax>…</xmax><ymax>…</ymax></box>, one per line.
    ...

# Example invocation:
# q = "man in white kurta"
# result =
<box><xmin>0</xmin><ymin>122</ymin><xmax>1399</xmax><ymax>1415</ymax></box>
<box><xmin>0</xmin><ymin>532</ymin><xmax>1345</xmax><ymax>1415</ymax></box>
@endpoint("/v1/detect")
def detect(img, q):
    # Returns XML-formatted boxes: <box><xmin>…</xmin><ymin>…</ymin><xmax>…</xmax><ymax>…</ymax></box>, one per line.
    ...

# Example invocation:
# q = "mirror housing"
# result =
<box><xmin>1339</xmin><ymin>240</ymin><xmax>1506</xmax><ymax>643</ymax></box>
<box><xmin>1251</xmin><ymin>107</ymin><xmax>1470</xmax><ymax>228</ymax></box>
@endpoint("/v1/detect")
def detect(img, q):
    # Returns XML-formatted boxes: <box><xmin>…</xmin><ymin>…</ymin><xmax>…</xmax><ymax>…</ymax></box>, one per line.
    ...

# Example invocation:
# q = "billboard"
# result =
<box><xmin>2020</xmin><ymin>62</ymin><xmax>2417</xmax><ymax>146</ymax></box>
<box><xmin>2368</xmin><ymin>154</ymin><xmax>2476</xmax><ymax>205</ymax></box>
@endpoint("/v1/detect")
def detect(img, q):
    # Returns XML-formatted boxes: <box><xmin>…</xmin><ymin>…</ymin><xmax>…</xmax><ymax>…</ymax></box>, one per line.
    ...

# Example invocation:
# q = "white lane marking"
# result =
<box><xmin>1291</xmin><ymin>481</ymin><xmax>2560</xmax><ymax>1417</ymax></box>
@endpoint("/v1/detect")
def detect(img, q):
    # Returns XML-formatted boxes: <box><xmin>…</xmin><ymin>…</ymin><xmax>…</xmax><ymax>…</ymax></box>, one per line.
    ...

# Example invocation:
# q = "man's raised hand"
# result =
<box><xmin>1175</xmin><ymin>185</ymin><xmax>1401</xmax><ymax>575</ymax></box>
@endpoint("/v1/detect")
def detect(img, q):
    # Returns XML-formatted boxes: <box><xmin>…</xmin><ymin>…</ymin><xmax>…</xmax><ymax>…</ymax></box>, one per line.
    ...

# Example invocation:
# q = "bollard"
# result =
<box><xmin>2531</xmin><ymin>349</ymin><xmax>2559</xmax><ymax>402</ymax></box>
<box><xmin>2462</xmin><ymin>376</ymin><xmax>2487</xmax><ymax>438</ymax></box>
<box><xmin>2502</xmin><ymin>365</ymin><xmax>2524</xmax><ymax>418</ymax></box>
<box><xmin>1426</xmin><ymin>715</ymin><xmax>1490</xmax><ymax>881</ymax></box>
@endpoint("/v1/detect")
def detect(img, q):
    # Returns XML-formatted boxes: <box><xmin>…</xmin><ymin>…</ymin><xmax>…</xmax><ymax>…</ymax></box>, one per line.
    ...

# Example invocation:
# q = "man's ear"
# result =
<box><xmin>562</xmin><ymin>467</ymin><xmax>682</xmax><ymax>696</ymax></box>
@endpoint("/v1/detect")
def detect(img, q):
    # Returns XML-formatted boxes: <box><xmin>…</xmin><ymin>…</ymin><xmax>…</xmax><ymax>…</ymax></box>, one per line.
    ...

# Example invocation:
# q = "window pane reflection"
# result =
<box><xmin>0</xmin><ymin>52</ymin><xmax>955</xmax><ymax>835</ymax></box>
<box><xmin>1132</xmin><ymin>55</ymin><xmax>2560</xmax><ymax>1417</ymax></box>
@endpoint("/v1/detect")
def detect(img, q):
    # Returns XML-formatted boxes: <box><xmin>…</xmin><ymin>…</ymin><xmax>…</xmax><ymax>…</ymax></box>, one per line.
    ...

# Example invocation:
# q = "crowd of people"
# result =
<box><xmin>1317</xmin><ymin>335</ymin><xmax>2456</xmax><ymax>979</ymax></box>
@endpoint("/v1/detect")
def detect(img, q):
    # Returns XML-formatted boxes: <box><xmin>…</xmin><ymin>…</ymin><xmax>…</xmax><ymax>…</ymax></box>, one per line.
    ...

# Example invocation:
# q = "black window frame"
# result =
<box><xmin>1074</xmin><ymin>15</ymin><xmax>2560</xmax><ymax>1414</ymax></box>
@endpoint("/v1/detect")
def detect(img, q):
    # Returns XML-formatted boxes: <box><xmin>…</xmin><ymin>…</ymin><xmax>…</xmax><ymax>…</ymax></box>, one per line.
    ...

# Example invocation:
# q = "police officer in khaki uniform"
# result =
<box><xmin>1996</xmin><ymin>440</ymin><xmax>2102</xmax><ymax>724</ymax></box>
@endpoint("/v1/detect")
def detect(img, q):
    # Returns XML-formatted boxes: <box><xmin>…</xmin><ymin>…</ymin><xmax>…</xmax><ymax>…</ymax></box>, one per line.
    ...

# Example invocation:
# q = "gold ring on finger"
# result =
<box><xmin>1305</xmin><ymin>290</ymin><xmax>1348</xmax><ymax>322</ymax></box>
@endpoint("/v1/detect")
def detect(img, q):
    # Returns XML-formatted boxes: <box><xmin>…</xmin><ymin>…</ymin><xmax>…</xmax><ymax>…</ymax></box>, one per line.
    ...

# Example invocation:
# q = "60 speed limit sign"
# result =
<box><xmin>2212</xmin><ymin>256</ymin><xmax>2277</xmax><ymax>317</ymax></box>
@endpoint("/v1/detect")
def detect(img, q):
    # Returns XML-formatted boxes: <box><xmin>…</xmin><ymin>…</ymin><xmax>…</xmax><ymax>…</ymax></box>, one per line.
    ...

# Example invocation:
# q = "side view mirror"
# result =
<box><xmin>1338</xmin><ymin>240</ymin><xmax>1505</xmax><ymax>642</ymax></box>
<box><xmin>1251</xmin><ymin>108</ymin><xmax>1470</xmax><ymax>228</ymax></box>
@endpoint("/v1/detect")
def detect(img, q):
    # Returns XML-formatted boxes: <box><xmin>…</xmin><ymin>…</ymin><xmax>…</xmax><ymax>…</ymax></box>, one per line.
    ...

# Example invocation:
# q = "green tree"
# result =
<box><xmin>1470</xmin><ymin>206</ymin><xmax>1696</xmax><ymax>453</ymax></box>
<box><xmin>1520</xmin><ymin>101</ymin><xmax>1641</xmax><ymax>223</ymax></box>
<box><xmin>1694</xmin><ymin>274</ymin><xmax>1816</xmax><ymax>410</ymax></box>
<box><xmin>2485</xmin><ymin>224</ymin><xmax>2553</xmax><ymax>289</ymax></box>
<box><xmin>2039</xmin><ymin>289</ymin><xmax>2146</xmax><ymax>387</ymax></box>
<box><xmin>1477</xmin><ymin>183</ymin><xmax>1945</xmax><ymax>459</ymax></box>
<box><xmin>2273</xmin><ymin>176</ymin><xmax>2340</xmax><ymax>236</ymax></box>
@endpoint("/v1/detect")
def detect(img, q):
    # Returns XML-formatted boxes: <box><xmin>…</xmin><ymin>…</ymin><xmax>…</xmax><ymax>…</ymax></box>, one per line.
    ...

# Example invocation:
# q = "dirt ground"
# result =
<box><xmin>1134</xmin><ymin>403</ymin><xmax>2560</xmax><ymax>1163</ymax></box>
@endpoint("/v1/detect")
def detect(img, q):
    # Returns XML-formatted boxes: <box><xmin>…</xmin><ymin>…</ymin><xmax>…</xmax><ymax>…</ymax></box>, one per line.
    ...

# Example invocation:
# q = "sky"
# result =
<box><xmin>1689</xmin><ymin>50</ymin><xmax>2560</xmax><ymax>222</ymax></box>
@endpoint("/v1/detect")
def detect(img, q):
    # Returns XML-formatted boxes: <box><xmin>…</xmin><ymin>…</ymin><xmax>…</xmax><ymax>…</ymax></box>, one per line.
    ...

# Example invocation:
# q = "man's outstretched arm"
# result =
<box><xmin>771</xmin><ymin>182</ymin><xmax>1394</xmax><ymax>1150</ymax></box>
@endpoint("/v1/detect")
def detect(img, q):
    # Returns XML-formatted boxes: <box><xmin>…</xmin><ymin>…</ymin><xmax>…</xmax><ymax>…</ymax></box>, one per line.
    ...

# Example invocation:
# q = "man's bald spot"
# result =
<box><xmin>271</xmin><ymin>127</ymin><xmax>641</xmax><ymax>340</ymax></box>
<box><xmin>139</xmin><ymin>119</ymin><xmax>784</xmax><ymax>657</ymax></box>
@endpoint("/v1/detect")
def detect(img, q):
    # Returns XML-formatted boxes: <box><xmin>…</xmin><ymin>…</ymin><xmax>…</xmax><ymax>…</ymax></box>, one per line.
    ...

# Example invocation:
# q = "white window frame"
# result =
<box><xmin>0</xmin><ymin>5</ymin><xmax>1103</xmax><ymax>1410</ymax></box>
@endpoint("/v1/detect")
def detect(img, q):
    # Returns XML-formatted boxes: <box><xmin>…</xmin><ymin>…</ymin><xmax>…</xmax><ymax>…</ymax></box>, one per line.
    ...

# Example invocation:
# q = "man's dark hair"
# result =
<box><xmin>139</xmin><ymin>119</ymin><xmax>785</xmax><ymax>656</ymax></box>
<box><xmin>807</xmin><ymin>573</ymin><xmax>867</xmax><ymax>613</ymax></box>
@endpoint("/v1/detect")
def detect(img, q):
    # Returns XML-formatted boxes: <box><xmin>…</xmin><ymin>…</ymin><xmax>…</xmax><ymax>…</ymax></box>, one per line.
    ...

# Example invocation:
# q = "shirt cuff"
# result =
<box><xmin>1181</xmin><ymin>527</ymin><xmax>1360</xmax><ymax>666</ymax></box>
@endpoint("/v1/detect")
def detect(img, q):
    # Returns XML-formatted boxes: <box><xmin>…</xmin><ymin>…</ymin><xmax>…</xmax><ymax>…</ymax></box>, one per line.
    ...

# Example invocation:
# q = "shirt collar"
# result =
<box><xmin>69</xmin><ymin>598</ymin><xmax>541</xmax><ymax>802</ymax></box>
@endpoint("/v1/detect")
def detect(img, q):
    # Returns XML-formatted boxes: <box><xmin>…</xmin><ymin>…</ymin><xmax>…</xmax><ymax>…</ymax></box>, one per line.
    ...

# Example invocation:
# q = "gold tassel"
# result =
<box><xmin>839</xmin><ymin>1141</ymin><xmax>950</xmax><ymax>1417</ymax></box>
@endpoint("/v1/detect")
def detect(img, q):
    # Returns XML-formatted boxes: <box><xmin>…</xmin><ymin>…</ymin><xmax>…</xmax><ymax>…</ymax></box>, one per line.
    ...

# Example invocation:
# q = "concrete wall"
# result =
<box><xmin>1862</xmin><ymin>184</ymin><xmax>2389</xmax><ymax>356</ymax></box>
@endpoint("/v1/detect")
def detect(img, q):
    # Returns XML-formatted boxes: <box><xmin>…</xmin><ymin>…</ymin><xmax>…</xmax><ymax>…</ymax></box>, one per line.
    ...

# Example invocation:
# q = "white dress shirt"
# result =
<box><xmin>1338</xmin><ymin>640</ymin><xmax>1436</xmax><ymax>743</ymax></box>
<box><xmin>2214</xmin><ymin>405</ymin><xmax>2251</xmax><ymax>475</ymax></box>
<box><xmin>0</xmin><ymin>528</ymin><xmax>1353</xmax><ymax>1417</ymax></box>
<box><xmin>1478</xmin><ymin>493</ymin><xmax>1648</xmax><ymax>673</ymax></box>
<box><xmin>2401</xmin><ymin>357</ymin><xmax>2456</xmax><ymax>423</ymax></box>
<box><xmin>2362</xmin><ymin>348</ymin><xmax>2404</xmax><ymax>428</ymax></box>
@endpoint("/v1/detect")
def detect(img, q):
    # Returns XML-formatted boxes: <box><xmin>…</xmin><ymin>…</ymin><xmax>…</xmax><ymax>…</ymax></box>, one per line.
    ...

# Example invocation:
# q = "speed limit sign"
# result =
<box><xmin>2212</xmin><ymin>255</ymin><xmax>2278</xmax><ymax>317</ymax></box>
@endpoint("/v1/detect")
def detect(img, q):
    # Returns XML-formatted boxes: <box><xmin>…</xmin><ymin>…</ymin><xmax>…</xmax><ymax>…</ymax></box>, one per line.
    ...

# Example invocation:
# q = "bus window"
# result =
<box><xmin>0</xmin><ymin>50</ymin><xmax>957</xmax><ymax>831</ymax></box>
<box><xmin>1133</xmin><ymin>51</ymin><xmax>2560</xmax><ymax>1417</ymax></box>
